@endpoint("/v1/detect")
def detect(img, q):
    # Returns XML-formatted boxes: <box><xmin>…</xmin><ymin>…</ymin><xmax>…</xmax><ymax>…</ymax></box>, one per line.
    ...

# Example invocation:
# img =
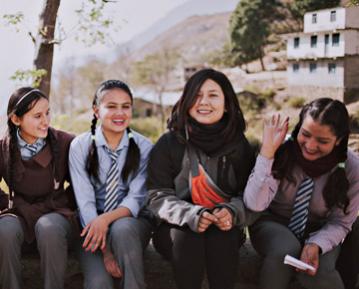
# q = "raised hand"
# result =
<box><xmin>260</xmin><ymin>114</ymin><xmax>289</xmax><ymax>159</ymax></box>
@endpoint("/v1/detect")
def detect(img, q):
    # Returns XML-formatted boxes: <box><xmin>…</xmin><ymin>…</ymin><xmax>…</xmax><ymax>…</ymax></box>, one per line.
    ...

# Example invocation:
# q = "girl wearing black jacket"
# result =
<box><xmin>147</xmin><ymin>68</ymin><xmax>257</xmax><ymax>289</ymax></box>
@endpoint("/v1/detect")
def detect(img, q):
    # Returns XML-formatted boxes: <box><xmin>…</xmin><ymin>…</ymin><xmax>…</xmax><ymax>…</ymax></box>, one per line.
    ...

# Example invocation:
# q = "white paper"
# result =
<box><xmin>284</xmin><ymin>254</ymin><xmax>316</xmax><ymax>272</ymax></box>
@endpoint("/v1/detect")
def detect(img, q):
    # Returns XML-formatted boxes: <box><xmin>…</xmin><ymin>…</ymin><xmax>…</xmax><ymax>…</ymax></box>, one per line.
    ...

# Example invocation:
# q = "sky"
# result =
<box><xmin>0</xmin><ymin>0</ymin><xmax>189</xmax><ymax>114</ymax></box>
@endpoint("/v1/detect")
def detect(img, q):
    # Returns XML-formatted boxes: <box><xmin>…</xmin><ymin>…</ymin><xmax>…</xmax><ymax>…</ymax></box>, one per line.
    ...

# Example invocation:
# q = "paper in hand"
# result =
<box><xmin>284</xmin><ymin>254</ymin><xmax>316</xmax><ymax>272</ymax></box>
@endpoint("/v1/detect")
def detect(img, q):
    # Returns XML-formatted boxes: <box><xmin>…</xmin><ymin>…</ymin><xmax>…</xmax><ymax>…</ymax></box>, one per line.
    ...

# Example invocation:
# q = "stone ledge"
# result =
<box><xmin>19</xmin><ymin>239</ymin><xmax>304</xmax><ymax>289</ymax></box>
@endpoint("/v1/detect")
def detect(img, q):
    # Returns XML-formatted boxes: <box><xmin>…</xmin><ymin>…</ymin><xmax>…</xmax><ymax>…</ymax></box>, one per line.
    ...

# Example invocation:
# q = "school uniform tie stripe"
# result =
<box><xmin>104</xmin><ymin>149</ymin><xmax>120</xmax><ymax>212</ymax></box>
<box><xmin>288</xmin><ymin>177</ymin><xmax>314</xmax><ymax>239</ymax></box>
<box><xmin>25</xmin><ymin>144</ymin><xmax>38</xmax><ymax>156</ymax></box>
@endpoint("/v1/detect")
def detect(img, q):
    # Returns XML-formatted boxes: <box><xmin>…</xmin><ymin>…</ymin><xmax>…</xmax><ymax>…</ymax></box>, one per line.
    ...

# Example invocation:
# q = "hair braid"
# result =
<box><xmin>121</xmin><ymin>128</ymin><xmax>140</xmax><ymax>181</ymax></box>
<box><xmin>6</xmin><ymin>119</ymin><xmax>20</xmax><ymax>204</ymax></box>
<box><xmin>86</xmin><ymin>114</ymin><xmax>100</xmax><ymax>182</ymax></box>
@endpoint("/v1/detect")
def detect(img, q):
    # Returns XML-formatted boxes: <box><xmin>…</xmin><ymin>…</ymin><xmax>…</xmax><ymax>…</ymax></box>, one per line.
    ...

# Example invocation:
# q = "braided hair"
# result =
<box><xmin>272</xmin><ymin>98</ymin><xmax>350</xmax><ymax>213</ymax></box>
<box><xmin>86</xmin><ymin>80</ymin><xmax>140</xmax><ymax>183</ymax></box>
<box><xmin>6</xmin><ymin>87</ymin><xmax>60</xmax><ymax>206</ymax></box>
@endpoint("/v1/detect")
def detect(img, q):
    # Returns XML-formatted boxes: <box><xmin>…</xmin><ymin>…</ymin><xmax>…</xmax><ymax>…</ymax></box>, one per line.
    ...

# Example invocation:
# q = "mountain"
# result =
<box><xmin>124</xmin><ymin>0</ymin><xmax>239</xmax><ymax>52</ymax></box>
<box><xmin>131</xmin><ymin>12</ymin><xmax>231</xmax><ymax>63</ymax></box>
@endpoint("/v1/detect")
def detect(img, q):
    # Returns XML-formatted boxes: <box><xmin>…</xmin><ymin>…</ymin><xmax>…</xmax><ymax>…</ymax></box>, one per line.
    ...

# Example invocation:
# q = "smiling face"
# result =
<box><xmin>10</xmin><ymin>97</ymin><xmax>50</xmax><ymax>144</ymax></box>
<box><xmin>94</xmin><ymin>88</ymin><xmax>132</xmax><ymax>143</ymax></box>
<box><xmin>188</xmin><ymin>79</ymin><xmax>225</xmax><ymax>125</ymax></box>
<box><xmin>297</xmin><ymin>115</ymin><xmax>340</xmax><ymax>161</ymax></box>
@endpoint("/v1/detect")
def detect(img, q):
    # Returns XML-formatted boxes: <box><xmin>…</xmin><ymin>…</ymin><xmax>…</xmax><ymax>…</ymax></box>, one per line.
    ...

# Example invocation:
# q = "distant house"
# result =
<box><xmin>286</xmin><ymin>6</ymin><xmax>359</xmax><ymax>103</ymax></box>
<box><xmin>132</xmin><ymin>89</ymin><xmax>181</xmax><ymax>118</ymax></box>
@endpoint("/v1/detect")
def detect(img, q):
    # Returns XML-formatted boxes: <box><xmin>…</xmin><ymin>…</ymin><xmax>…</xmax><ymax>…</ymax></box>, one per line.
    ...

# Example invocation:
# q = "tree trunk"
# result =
<box><xmin>259</xmin><ymin>47</ymin><xmax>265</xmax><ymax>71</ymax></box>
<box><xmin>158</xmin><ymin>91</ymin><xmax>167</xmax><ymax>132</ymax></box>
<box><xmin>33</xmin><ymin>0</ymin><xmax>61</xmax><ymax>96</ymax></box>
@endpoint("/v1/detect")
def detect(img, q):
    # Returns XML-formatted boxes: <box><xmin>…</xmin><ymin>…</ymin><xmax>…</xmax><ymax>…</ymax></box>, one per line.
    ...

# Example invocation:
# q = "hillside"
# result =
<box><xmin>124</xmin><ymin>0</ymin><xmax>238</xmax><ymax>51</ymax></box>
<box><xmin>131</xmin><ymin>12</ymin><xmax>231</xmax><ymax>63</ymax></box>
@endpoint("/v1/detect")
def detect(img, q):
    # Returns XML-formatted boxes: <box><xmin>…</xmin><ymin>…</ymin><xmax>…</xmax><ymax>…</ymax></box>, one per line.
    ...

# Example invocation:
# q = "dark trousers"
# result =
<box><xmin>249</xmin><ymin>218</ymin><xmax>344</xmax><ymax>289</ymax></box>
<box><xmin>153</xmin><ymin>223</ymin><xmax>244</xmax><ymax>289</ymax></box>
<box><xmin>337</xmin><ymin>217</ymin><xmax>359</xmax><ymax>289</ymax></box>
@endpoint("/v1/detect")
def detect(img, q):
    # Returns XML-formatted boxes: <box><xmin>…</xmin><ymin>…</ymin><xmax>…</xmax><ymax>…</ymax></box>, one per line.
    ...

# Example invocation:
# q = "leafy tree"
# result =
<box><xmin>205</xmin><ymin>42</ymin><xmax>237</xmax><ymax>68</ymax></box>
<box><xmin>229</xmin><ymin>0</ymin><xmax>282</xmax><ymax>71</ymax></box>
<box><xmin>2</xmin><ymin>0</ymin><xmax>117</xmax><ymax>96</ymax></box>
<box><xmin>288</xmin><ymin>0</ymin><xmax>340</xmax><ymax>26</ymax></box>
<box><xmin>131</xmin><ymin>48</ymin><xmax>180</xmax><ymax>130</ymax></box>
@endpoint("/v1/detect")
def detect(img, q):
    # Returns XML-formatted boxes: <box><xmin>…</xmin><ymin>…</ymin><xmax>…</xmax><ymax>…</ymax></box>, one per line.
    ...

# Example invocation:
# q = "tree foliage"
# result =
<box><xmin>131</xmin><ymin>48</ymin><xmax>180</xmax><ymax>129</ymax></box>
<box><xmin>229</xmin><ymin>0</ymin><xmax>282</xmax><ymax>70</ymax></box>
<box><xmin>2</xmin><ymin>0</ymin><xmax>118</xmax><ymax>96</ymax></box>
<box><xmin>289</xmin><ymin>0</ymin><xmax>341</xmax><ymax>22</ymax></box>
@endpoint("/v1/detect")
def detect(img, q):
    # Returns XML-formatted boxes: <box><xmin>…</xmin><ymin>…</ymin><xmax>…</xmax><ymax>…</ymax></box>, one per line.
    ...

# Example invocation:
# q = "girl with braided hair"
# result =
<box><xmin>0</xmin><ymin>87</ymin><xmax>77</xmax><ymax>289</ymax></box>
<box><xmin>69</xmin><ymin>80</ymin><xmax>153</xmax><ymax>289</ymax></box>
<box><xmin>243</xmin><ymin>98</ymin><xmax>359</xmax><ymax>289</ymax></box>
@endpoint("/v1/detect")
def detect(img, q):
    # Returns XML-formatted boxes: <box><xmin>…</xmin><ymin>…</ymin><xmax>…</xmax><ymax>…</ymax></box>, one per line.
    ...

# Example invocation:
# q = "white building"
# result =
<box><xmin>286</xmin><ymin>6</ymin><xmax>359</xmax><ymax>103</ymax></box>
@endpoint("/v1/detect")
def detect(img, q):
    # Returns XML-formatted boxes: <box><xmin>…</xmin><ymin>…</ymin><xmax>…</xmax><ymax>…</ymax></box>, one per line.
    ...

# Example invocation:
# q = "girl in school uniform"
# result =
<box><xmin>243</xmin><ymin>98</ymin><xmax>359</xmax><ymax>289</ymax></box>
<box><xmin>0</xmin><ymin>87</ymin><xmax>77</xmax><ymax>289</ymax></box>
<box><xmin>69</xmin><ymin>80</ymin><xmax>153</xmax><ymax>289</ymax></box>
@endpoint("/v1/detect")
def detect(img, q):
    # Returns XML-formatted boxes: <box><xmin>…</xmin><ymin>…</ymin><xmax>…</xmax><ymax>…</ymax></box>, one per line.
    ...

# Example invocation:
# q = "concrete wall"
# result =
<box><xmin>345</xmin><ymin>56</ymin><xmax>359</xmax><ymax>88</ymax></box>
<box><xmin>304</xmin><ymin>7</ymin><xmax>346</xmax><ymax>33</ymax></box>
<box><xmin>346</xmin><ymin>6</ymin><xmax>359</xmax><ymax>29</ymax></box>
<box><xmin>344</xmin><ymin>30</ymin><xmax>359</xmax><ymax>55</ymax></box>
<box><xmin>287</xmin><ymin>31</ymin><xmax>348</xmax><ymax>59</ymax></box>
<box><xmin>287</xmin><ymin>59</ymin><xmax>344</xmax><ymax>88</ymax></box>
<box><xmin>287</xmin><ymin>85</ymin><xmax>345</xmax><ymax>101</ymax></box>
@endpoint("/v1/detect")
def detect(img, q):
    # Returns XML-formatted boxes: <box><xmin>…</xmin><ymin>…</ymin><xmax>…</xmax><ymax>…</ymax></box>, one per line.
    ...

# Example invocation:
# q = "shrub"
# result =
<box><xmin>288</xmin><ymin>96</ymin><xmax>306</xmax><ymax>108</ymax></box>
<box><xmin>52</xmin><ymin>114</ymin><xmax>89</xmax><ymax>135</ymax></box>
<box><xmin>131</xmin><ymin>117</ymin><xmax>164</xmax><ymax>143</ymax></box>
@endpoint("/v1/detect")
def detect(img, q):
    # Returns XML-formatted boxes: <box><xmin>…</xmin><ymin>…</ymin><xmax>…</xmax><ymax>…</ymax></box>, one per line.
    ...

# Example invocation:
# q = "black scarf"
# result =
<box><xmin>293</xmin><ymin>140</ymin><xmax>341</xmax><ymax>178</ymax></box>
<box><xmin>187</xmin><ymin>115</ymin><xmax>241</xmax><ymax>157</ymax></box>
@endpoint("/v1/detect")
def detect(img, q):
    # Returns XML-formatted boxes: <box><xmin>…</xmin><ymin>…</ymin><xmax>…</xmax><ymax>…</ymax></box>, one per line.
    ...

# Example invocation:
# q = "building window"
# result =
<box><xmin>330</xmin><ymin>11</ymin><xmax>336</xmax><ymax>22</ymax></box>
<box><xmin>311</xmin><ymin>35</ymin><xmax>317</xmax><ymax>48</ymax></box>
<box><xmin>312</xmin><ymin>13</ymin><xmax>317</xmax><ymax>24</ymax></box>
<box><xmin>328</xmin><ymin>63</ymin><xmax>336</xmax><ymax>74</ymax></box>
<box><xmin>292</xmin><ymin>63</ymin><xmax>300</xmax><ymax>72</ymax></box>
<box><xmin>332</xmin><ymin>33</ymin><xmax>340</xmax><ymax>46</ymax></box>
<box><xmin>325</xmin><ymin>34</ymin><xmax>329</xmax><ymax>45</ymax></box>
<box><xmin>294</xmin><ymin>37</ymin><xmax>300</xmax><ymax>48</ymax></box>
<box><xmin>309</xmin><ymin>62</ymin><xmax>317</xmax><ymax>73</ymax></box>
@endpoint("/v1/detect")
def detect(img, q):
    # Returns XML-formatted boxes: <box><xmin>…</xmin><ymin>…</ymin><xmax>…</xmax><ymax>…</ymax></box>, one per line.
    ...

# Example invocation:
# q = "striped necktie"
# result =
<box><xmin>288</xmin><ymin>177</ymin><xmax>314</xmax><ymax>239</ymax></box>
<box><xmin>25</xmin><ymin>143</ymin><xmax>38</xmax><ymax>156</ymax></box>
<box><xmin>104</xmin><ymin>148</ymin><xmax>120</xmax><ymax>212</ymax></box>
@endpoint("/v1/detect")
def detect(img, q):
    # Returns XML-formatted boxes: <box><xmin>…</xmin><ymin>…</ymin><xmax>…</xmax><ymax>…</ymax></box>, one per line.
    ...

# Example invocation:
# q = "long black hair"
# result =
<box><xmin>272</xmin><ymin>98</ymin><xmax>350</xmax><ymax>213</ymax></box>
<box><xmin>86</xmin><ymin>79</ymin><xmax>140</xmax><ymax>183</ymax></box>
<box><xmin>6</xmin><ymin>87</ymin><xmax>59</xmax><ymax>204</ymax></box>
<box><xmin>168</xmin><ymin>68</ymin><xmax>246</xmax><ymax>138</ymax></box>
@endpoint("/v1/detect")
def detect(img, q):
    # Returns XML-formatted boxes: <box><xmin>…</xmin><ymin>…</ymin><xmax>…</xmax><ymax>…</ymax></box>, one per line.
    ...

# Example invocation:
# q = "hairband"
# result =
<box><xmin>15</xmin><ymin>89</ymin><xmax>41</xmax><ymax>107</ymax></box>
<box><xmin>128</xmin><ymin>132</ymin><xmax>134</xmax><ymax>139</ymax></box>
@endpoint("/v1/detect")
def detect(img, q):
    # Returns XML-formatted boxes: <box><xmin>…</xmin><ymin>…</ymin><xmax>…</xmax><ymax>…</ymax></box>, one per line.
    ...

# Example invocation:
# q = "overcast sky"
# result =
<box><xmin>0</xmin><ymin>0</ymin><xmax>189</xmax><ymax>114</ymax></box>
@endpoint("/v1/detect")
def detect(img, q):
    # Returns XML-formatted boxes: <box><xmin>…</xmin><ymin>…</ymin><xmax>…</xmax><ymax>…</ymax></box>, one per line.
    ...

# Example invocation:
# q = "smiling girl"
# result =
<box><xmin>69</xmin><ymin>80</ymin><xmax>153</xmax><ymax>289</ymax></box>
<box><xmin>243</xmin><ymin>98</ymin><xmax>359</xmax><ymax>289</ymax></box>
<box><xmin>0</xmin><ymin>87</ymin><xmax>77</xmax><ymax>289</ymax></box>
<box><xmin>147</xmin><ymin>68</ymin><xmax>257</xmax><ymax>289</ymax></box>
